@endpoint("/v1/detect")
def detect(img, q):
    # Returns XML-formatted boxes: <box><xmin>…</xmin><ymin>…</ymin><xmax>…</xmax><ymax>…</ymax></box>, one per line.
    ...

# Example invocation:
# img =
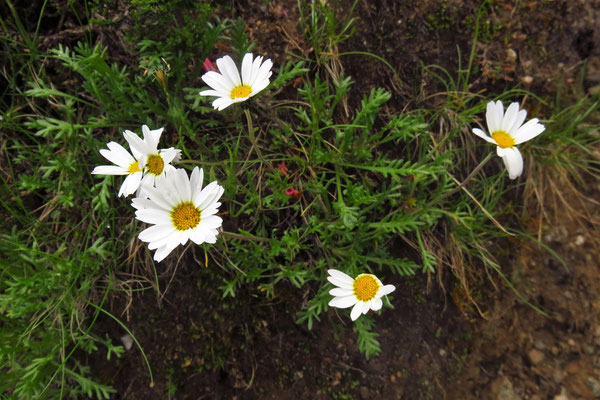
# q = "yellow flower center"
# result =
<box><xmin>146</xmin><ymin>154</ymin><xmax>164</xmax><ymax>176</ymax></box>
<box><xmin>127</xmin><ymin>160</ymin><xmax>142</xmax><ymax>174</ymax></box>
<box><xmin>230</xmin><ymin>84</ymin><xmax>252</xmax><ymax>100</ymax></box>
<box><xmin>353</xmin><ymin>274</ymin><xmax>380</xmax><ymax>302</ymax></box>
<box><xmin>171</xmin><ymin>202</ymin><xmax>201</xmax><ymax>231</ymax></box>
<box><xmin>491</xmin><ymin>130</ymin><xmax>515</xmax><ymax>149</ymax></box>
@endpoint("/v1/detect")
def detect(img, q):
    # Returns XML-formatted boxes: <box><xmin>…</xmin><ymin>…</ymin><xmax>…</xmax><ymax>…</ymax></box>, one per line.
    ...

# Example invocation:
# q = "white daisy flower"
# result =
<box><xmin>92</xmin><ymin>139</ymin><xmax>145</xmax><ymax>197</ymax></box>
<box><xmin>134</xmin><ymin>167</ymin><xmax>224</xmax><ymax>262</ymax></box>
<box><xmin>199</xmin><ymin>53</ymin><xmax>273</xmax><ymax>111</ymax></box>
<box><xmin>124</xmin><ymin>126</ymin><xmax>180</xmax><ymax>190</ymax></box>
<box><xmin>327</xmin><ymin>269</ymin><xmax>396</xmax><ymax>321</ymax></box>
<box><xmin>472</xmin><ymin>100</ymin><xmax>545</xmax><ymax>179</ymax></box>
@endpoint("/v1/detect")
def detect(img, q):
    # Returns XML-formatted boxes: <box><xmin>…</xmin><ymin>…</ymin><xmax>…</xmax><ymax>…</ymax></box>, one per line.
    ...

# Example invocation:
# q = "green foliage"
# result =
<box><xmin>2</xmin><ymin>1</ymin><xmax>599</xmax><ymax>395</ymax></box>
<box><xmin>298</xmin><ymin>0</ymin><xmax>359</xmax><ymax>63</ymax></box>
<box><xmin>353</xmin><ymin>316</ymin><xmax>381</xmax><ymax>359</ymax></box>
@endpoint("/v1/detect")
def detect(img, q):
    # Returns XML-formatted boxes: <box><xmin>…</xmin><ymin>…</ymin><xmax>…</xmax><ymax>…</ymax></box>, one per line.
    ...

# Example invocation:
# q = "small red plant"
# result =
<box><xmin>203</xmin><ymin>58</ymin><xmax>216</xmax><ymax>72</ymax></box>
<box><xmin>285</xmin><ymin>187</ymin><xmax>301</xmax><ymax>200</ymax></box>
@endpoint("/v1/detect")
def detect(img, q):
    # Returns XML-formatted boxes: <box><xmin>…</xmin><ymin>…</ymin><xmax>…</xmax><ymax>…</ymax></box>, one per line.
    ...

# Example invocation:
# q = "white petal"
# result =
<box><xmin>500</xmin><ymin>147</ymin><xmax>524</xmax><ymax>179</ymax></box>
<box><xmin>214</xmin><ymin>98</ymin><xmax>235</xmax><ymax>111</ymax></box>
<box><xmin>485</xmin><ymin>100</ymin><xmax>504</xmax><ymax>134</ymax></box>
<box><xmin>124</xmin><ymin>130</ymin><xmax>155</xmax><ymax>156</ymax></box>
<box><xmin>216</xmin><ymin>55</ymin><xmax>241</xmax><ymax>87</ymax></box>
<box><xmin>135</xmin><ymin>208</ymin><xmax>171</xmax><ymax>225</ymax></box>
<box><xmin>378</xmin><ymin>284</ymin><xmax>396</xmax><ymax>297</ymax></box>
<box><xmin>92</xmin><ymin>165</ymin><xmax>126</xmax><ymax>175</ymax></box>
<box><xmin>241</xmin><ymin>53</ymin><xmax>253</xmax><ymax>84</ymax></box>
<box><xmin>160</xmin><ymin>148</ymin><xmax>179</xmax><ymax>165</ymax></box>
<box><xmin>329</xmin><ymin>295</ymin><xmax>357</xmax><ymax>309</ymax></box>
<box><xmin>118</xmin><ymin>171</ymin><xmax>143</xmax><ymax>197</ymax></box>
<box><xmin>172</xmin><ymin>168</ymin><xmax>191</xmax><ymax>202</ymax></box>
<box><xmin>144</xmin><ymin>185</ymin><xmax>176</xmax><ymax>211</ymax></box>
<box><xmin>246</xmin><ymin>55</ymin><xmax>263</xmax><ymax>87</ymax></box>
<box><xmin>507</xmin><ymin>109</ymin><xmax>528</xmax><ymax>134</ymax></box>
<box><xmin>472</xmin><ymin>128</ymin><xmax>496</xmax><ymax>144</ymax></box>
<box><xmin>177</xmin><ymin>230</ymin><xmax>191</xmax><ymax>245</ymax></box>
<box><xmin>370</xmin><ymin>297</ymin><xmax>383</xmax><ymax>311</ymax></box>
<box><xmin>188</xmin><ymin>228</ymin><xmax>205</xmax><ymax>245</ymax></box>
<box><xmin>513</xmin><ymin>118</ymin><xmax>545</xmax><ymax>144</ymax></box>
<box><xmin>248</xmin><ymin>58</ymin><xmax>273</xmax><ymax>89</ymax></box>
<box><xmin>195</xmin><ymin>181</ymin><xmax>222</xmax><ymax>209</ymax></box>
<box><xmin>153</xmin><ymin>243</ymin><xmax>175</xmax><ymax>262</ymax></box>
<box><xmin>142</xmin><ymin>125</ymin><xmax>158</xmax><ymax>150</ymax></box>
<box><xmin>147</xmin><ymin>230</ymin><xmax>180</xmax><ymax>250</ymax></box>
<box><xmin>200</xmin><ymin>215</ymin><xmax>223</xmax><ymax>230</ymax></box>
<box><xmin>138</xmin><ymin>224</ymin><xmax>175</xmax><ymax>243</ymax></box>
<box><xmin>131</xmin><ymin>197</ymin><xmax>153</xmax><ymax>210</ymax></box>
<box><xmin>202</xmin><ymin>69</ymin><xmax>231</xmax><ymax>89</ymax></box>
<box><xmin>361</xmin><ymin>301</ymin><xmax>371</xmax><ymax>315</ymax></box>
<box><xmin>99</xmin><ymin>142</ymin><xmax>133</xmax><ymax>168</ymax></box>
<box><xmin>329</xmin><ymin>288</ymin><xmax>353</xmax><ymax>297</ymax></box>
<box><xmin>501</xmin><ymin>102</ymin><xmax>521</xmax><ymax>133</ymax></box>
<box><xmin>327</xmin><ymin>269</ymin><xmax>354</xmax><ymax>285</ymax></box>
<box><xmin>190</xmin><ymin>167</ymin><xmax>204</xmax><ymax>198</ymax></box>
<box><xmin>142</xmin><ymin>125</ymin><xmax>163</xmax><ymax>147</ymax></box>
<box><xmin>350</xmin><ymin>302</ymin><xmax>364</xmax><ymax>321</ymax></box>
<box><xmin>199</xmin><ymin>89</ymin><xmax>224</xmax><ymax>98</ymax></box>
<box><xmin>203</xmin><ymin>232</ymin><xmax>218</xmax><ymax>244</ymax></box>
<box><xmin>327</xmin><ymin>276</ymin><xmax>353</xmax><ymax>289</ymax></box>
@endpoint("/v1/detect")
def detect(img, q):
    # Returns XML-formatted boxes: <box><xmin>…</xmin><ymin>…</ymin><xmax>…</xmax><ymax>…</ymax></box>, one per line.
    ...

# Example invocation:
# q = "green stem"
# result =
<box><xmin>221</xmin><ymin>230</ymin><xmax>269</xmax><ymax>242</ymax></box>
<box><xmin>244</xmin><ymin>108</ymin><xmax>266</xmax><ymax>165</ymax></box>
<box><xmin>428</xmin><ymin>151</ymin><xmax>495</xmax><ymax>207</ymax></box>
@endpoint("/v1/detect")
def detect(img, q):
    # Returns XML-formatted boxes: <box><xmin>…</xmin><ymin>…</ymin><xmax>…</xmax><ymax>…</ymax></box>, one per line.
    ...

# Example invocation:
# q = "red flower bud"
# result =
<box><xmin>277</xmin><ymin>161</ymin><xmax>288</xmax><ymax>176</ymax></box>
<box><xmin>203</xmin><ymin>58</ymin><xmax>216</xmax><ymax>72</ymax></box>
<box><xmin>285</xmin><ymin>187</ymin><xmax>301</xmax><ymax>199</ymax></box>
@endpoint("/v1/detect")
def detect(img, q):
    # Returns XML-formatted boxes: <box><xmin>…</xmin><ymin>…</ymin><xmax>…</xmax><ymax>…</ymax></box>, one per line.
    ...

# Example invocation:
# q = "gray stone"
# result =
<box><xmin>587</xmin><ymin>377</ymin><xmax>600</xmax><ymax>398</ymax></box>
<box><xmin>489</xmin><ymin>376</ymin><xmax>522</xmax><ymax>400</ymax></box>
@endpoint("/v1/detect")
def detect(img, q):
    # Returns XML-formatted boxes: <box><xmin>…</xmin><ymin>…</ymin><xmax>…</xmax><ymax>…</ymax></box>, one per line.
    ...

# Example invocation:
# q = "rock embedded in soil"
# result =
<box><xmin>564</xmin><ymin>361</ymin><xmax>581</xmax><ymax>375</ymax></box>
<box><xmin>583</xmin><ymin>344</ymin><xmax>595</xmax><ymax>355</ymax></box>
<box><xmin>489</xmin><ymin>376</ymin><xmax>522</xmax><ymax>400</ymax></box>
<box><xmin>587</xmin><ymin>377</ymin><xmax>600</xmax><ymax>397</ymax></box>
<box><xmin>528</xmin><ymin>349</ymin><xmax>545</xmax><ymax>365</ymax></box>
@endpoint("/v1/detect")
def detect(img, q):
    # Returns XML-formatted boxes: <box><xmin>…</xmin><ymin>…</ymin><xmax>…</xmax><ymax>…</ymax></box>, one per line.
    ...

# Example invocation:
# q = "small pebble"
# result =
<box><xmin>120</xmin><ymin>334</ymin><xmax>133</xmax><ymax>351</ymax></box>
<box><xmin>528</xmin><ymin>349</ymin><xmax>545</xmax><ymax>365</ymax></box>
<box><xmin>574</xmin><ymin>235</ymin><xmax>586</xmax><ymax>246</ymax></box>
<box><xmin>521</xmin><ymin>76</ymin><xmax>533</xmax><ymax>85</ymax></box>
<box><xmin>553</xmin><ymin>369</ymin><xmax>565</xmax><ymax>383</ymax></box>
<box><xmin>553</xmin><ymin>387</ymin><xmax>569</xmax><ymax>400</ymax></box>
<box><xmin>587</xmin><ymin>377</ymin><xmax>600</xmax><ymax>397</ymax></box>
<box><xmin>568</xmin><ymin>339</ymin><xmax>576</xmax><ymax>346</ymax></box>
<box><xmin>565</xmin><ymin>361</ymin><xmax>580</xmax><ymax>374</ymax></box>
<box><xmin>534</xmin><ymin>340</ymin><xmax>546</xmax><ymax>350</ymax></box>
<box><xmin>583</xmin><ymin>344</ymin><xmax>595</xmax><ymax>355</ymax></box>
<box><xmin>564</xmin><ymin>292</ymin><xmax>573</xmax><ymax>300</ymax></box>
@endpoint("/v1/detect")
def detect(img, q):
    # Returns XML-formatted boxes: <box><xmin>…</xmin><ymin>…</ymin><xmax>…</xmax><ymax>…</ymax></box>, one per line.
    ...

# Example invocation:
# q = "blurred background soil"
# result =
<box><xmin>14</xmin><ymin>0</ymin><xmax>600</xmax><ymax>398</ymax></box>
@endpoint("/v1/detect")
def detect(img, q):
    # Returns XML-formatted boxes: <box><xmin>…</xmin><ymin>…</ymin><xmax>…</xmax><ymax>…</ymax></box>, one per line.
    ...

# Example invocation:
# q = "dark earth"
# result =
<box><xmin>12</xmin><ymin>0</ymin><xmax>600</xmax><ymax>398</ymax></box>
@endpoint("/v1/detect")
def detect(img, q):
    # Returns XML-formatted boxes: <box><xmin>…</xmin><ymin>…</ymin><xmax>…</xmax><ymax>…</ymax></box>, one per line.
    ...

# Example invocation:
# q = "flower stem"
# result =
<box><xmin>428</xmin><ymin>151</ymin><xmax>495</xmax><ymax>207</ymax></box>
<box><xmin>221</xmin><ymin>230</ymin><xmax>269</xmax><ymax>242</ymax></box>
<box><xmin>244</xmin><ymin>108</ymin><xmax>266</xmax><ymax>165</ymax></box>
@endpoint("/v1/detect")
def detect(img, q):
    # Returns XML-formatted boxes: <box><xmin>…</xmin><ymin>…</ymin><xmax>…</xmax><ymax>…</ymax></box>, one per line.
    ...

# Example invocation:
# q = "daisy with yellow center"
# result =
<box><xmin>327</xmin><ymin>269</ymin><xmax>396</xmax><ymax>321</ymax></box>
<box><xmin>199</xmin><ymin>53</ymin><xmax>273</xmax><ymax>111</ymax></box>
<box><xmin>124</xmin><ymin>125</ymin><xmax>181</xmax><ymax>191</ymax></box>
<box><xmin>133</xmin><ymin>167</ymin><xmax>224</xmax><ymax>262</ymax></box>
<box><xmin>91</xmin><ymin>136</ymin><xmax>146</xmax><ymax>197</ymax></box>
<box><xmin>472</xmin><ymin>100</ymin><xmax>545</xmax><ymax>180</ymax></box>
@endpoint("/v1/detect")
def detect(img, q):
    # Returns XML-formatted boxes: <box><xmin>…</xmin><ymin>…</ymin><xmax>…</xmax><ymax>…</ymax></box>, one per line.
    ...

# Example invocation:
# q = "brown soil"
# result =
<box><xmin>18</xmin><ymin>0</ymin><xmax>600</xmax><ymax>398</ymax></box>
